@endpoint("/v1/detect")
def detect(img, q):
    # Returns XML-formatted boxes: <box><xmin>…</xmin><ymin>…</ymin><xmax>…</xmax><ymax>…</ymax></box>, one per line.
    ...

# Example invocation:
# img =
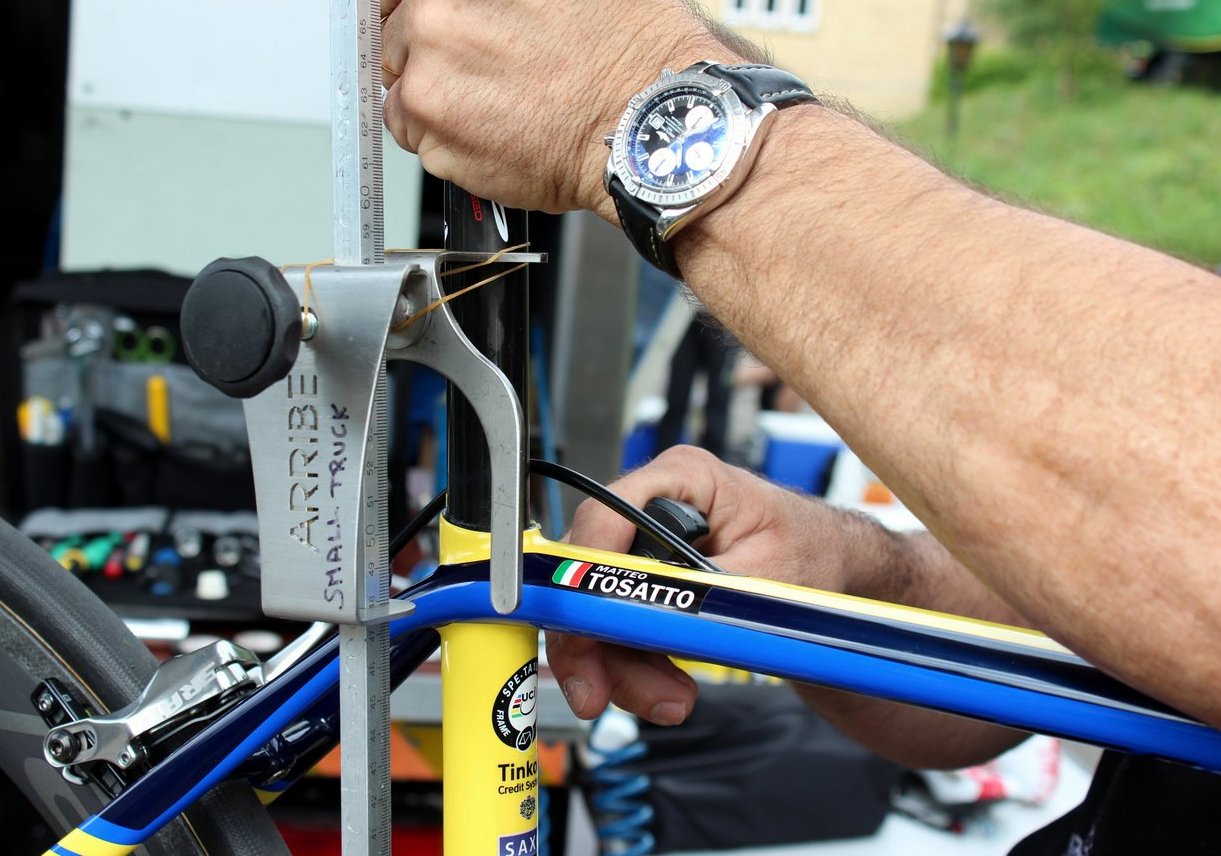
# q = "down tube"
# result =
<box><xmin>441</xmin><ymin>622</ymin><xmax>540</xmax><ymax>854</ymax></box>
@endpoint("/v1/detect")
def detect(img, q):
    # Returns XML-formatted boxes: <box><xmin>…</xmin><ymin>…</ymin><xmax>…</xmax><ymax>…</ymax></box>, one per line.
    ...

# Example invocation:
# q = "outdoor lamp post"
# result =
<box><xmin>945</xmin><ymin>18</ymin><xmax>980</xmax><ymax>139</ymax></box>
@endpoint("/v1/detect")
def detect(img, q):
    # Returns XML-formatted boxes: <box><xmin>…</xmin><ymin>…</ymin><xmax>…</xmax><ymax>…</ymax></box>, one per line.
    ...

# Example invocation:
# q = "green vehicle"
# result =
<box><xmin>1099</xmin><ymin>0</ymin><xmax>1221</xmax><ymax>83</ymax></box>
<box><xmin>1099</xmin><ymin>0</ymin><xmax>1221</xmax><ymax>52</ymax></box>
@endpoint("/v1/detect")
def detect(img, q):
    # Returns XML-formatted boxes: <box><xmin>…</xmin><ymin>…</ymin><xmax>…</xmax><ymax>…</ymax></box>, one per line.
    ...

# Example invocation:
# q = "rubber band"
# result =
<box><xmin>438</xmin><ymin>242</ymin><xmax>530</xmax><ymax>278</ymax></box>
<box><xmin>388</xmin><ymin>242</ymin><xmax>531</xmax><ymax>331</ymax></box>
<box><xmin>301</xmin><ymin>259</ymin><xmax>334</xmax><ymax>319</ymax></box>
<box><xmin>392</xmin><ymin>263</ymin><xmax>528</xmax><ymax>332</ymax></box>
<box><xmin>283</xmin><ymin>244</ymin><xmax>531</xmax><ymax>333</ymax></box>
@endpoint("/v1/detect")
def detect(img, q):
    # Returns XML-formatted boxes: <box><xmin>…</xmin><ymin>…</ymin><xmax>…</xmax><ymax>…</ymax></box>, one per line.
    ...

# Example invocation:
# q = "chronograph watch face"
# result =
<box><xmin>606</xmin><ymin>69</ymin><xmax>756</xmax><ymax>223</ymax></box>
<box><xmin>604</xmin><ymin>61</ymin><xmax>815</xmax><ymax>279</ymax></box>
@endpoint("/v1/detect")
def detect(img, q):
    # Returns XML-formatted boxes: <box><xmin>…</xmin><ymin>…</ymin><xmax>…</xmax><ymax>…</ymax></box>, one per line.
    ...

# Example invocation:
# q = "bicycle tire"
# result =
<box><xmin>0</xmin><ymin>517</ymin><xmax>289</xmax><ymax>855</ymax></box>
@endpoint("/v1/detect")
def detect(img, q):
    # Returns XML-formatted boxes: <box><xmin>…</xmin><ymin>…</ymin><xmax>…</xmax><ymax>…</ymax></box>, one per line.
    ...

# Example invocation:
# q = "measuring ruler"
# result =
<box><xmin>330</xmin><ymin>1</ymin><xmax>390</xmax><ymax>853</ymax></box>
<box><xmin>331</xmin><ymin>0</ymin><xmax>384</xmax><ymax>266</ymax></box>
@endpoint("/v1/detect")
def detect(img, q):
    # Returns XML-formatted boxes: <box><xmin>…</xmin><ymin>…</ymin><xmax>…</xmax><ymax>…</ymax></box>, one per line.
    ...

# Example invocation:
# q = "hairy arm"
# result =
<box><xmin>381</xmin><ymin>0</ymin><xmax>1221</xmax><ymax>735</ymax></box>
<box><xmin>794</xmin><ymin>530</ymin><xmax>1031</xmax><ymax>769</ymax></box>
<box><xmin>676</xmin><ymin>104</ymin><xmax>1221</xmax><ymax>730</ymax></box>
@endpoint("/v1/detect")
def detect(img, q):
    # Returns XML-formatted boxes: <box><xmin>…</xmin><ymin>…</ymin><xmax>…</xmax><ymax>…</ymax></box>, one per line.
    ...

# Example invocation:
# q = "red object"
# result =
<box><xmin>276</xmin><ymin>822</ymin><xmax>442</xmax><ymax>855</ymax></box>
<box><xmin>103</xmin><ymin>547</ymin><xmax>126</xmax><ymax>580</ymax></box>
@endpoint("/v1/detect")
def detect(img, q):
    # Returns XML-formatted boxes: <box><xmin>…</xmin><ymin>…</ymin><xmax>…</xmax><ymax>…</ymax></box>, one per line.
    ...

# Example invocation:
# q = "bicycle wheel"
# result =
<box><xmin>0</xmin><ymin>517</ymin><xmax>289</xmax><ymax>855</ymax></box>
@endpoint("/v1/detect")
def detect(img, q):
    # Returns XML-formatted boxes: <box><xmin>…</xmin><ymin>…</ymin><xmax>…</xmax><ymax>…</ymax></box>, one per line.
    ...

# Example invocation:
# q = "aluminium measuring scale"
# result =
<box><xmin>182</xmin><ymin>2</ymin><xmax>540</xmax><ymax>852</ymax></box>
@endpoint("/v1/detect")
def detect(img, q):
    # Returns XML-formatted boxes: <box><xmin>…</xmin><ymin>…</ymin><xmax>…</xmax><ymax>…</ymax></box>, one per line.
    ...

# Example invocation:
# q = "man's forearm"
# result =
<box><xmin>796</xmin><ymin>514</ymin><xmax>1032</xmax><ymax>768</ymax></box>
<box><xmin>382</xmin><ymin>0</ymin><xmax>1221</xmax><ymax>732</ymax></box>
<box><xmin>670</xmin><ymin>103</ymin><xmax>1221</xmax><ymax>728</ymax></box>
<box><xmin>856</xmin><ymin>529</ymin><xmax>1029</xmax><ymax>629</ymax></box>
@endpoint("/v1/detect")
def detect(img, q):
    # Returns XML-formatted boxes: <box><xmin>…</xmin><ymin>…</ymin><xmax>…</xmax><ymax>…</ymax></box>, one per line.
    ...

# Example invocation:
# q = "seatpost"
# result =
<box><xmin>438</xmin><ymin>188</ymin><xmax>542</xmax><ymax>854</ymax></box>
<box><xmin>442</xmin><ymin>186</ymin><xmax>530</xmax><ymax>530</ymax></box>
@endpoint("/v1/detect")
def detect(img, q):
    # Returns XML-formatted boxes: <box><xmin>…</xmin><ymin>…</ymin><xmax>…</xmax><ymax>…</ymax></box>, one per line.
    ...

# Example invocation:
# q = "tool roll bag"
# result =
<box><xmin>3</xmin><ymin>268</ymin><xmax>254</xmax><ymax>517</ymax></box>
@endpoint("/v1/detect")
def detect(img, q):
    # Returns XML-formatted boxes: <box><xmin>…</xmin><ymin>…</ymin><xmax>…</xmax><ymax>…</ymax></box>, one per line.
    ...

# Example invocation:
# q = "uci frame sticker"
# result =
<box><xmin>493</xmin><ymin>659</ymin><xmax>538</xmax><ymax>752</ymax></box>
<box><xmin>492</xmin><ymin>658</ymin><xmax>541</xmax><ymax>847</ymax></box>
<box><xmin>551</xmin><ymin>560</ymin><xmax>709</xmax><ymax>613</ymax></box>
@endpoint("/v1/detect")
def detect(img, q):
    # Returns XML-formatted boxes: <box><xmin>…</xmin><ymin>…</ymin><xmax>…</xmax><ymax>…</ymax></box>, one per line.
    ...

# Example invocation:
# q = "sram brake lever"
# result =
<box><xmin>628</xmin><ymin>497</ymin><xmax>710</xmax><ymax>565</ymax></box>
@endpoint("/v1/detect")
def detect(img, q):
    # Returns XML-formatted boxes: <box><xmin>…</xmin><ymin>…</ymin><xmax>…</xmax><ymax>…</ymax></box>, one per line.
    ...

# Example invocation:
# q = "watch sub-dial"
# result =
<box><xmin>684</xmin><ymin>141</ymin><xmax>716</xmax><ymax>173</ymax></box>
<box><xmin>684</xmin><ymin>105</ymin><xmax>716</xmax><ymax>133</ymax></box>
<box><xmin>647</xmin><ymin>147</ymin><xmax>679</xmax><ymax>178</ymax></box>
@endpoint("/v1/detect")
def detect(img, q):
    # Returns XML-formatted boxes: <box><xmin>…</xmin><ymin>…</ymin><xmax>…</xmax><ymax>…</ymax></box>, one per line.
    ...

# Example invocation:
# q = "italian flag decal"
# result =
<box><xmin>553</xmin><ymin>560</ymin><xmax>593</xmax><ymax>587</ymax></box>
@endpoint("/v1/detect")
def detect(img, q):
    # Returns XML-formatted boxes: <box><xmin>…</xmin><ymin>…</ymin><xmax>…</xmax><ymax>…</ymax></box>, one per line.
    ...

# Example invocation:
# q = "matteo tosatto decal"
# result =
<box><xmin>492</xmin><ymin>659</ymin><xmax>538</xmax><ymax>752</ymax></box>
<box><xmin>551</xmin><ymin>560</ymin><xmax>709</xmax><ymax>613</ymax></box>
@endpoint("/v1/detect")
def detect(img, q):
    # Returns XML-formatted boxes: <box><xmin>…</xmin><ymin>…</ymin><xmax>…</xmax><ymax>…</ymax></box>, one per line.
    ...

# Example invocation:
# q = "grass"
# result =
<box><xmin>894</xmin><ymin>49</ymin><xmax>1221</xmax><ymax>268</ymax></box>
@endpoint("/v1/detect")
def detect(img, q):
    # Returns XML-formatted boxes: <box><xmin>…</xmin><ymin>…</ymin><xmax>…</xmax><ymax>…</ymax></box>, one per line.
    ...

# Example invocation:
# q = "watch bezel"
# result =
<box><xmin>606</xmin><ymin>67</ymin><xmax>753</xmax><ymax>214</ymax></box>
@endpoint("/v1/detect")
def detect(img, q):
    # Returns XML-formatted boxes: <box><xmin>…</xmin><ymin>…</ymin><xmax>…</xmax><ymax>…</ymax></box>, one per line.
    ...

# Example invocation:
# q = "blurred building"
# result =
<box><xmin>718</xmin><ymin>0</ymin><xmax>971</xmax><ymax>121</ymax></box>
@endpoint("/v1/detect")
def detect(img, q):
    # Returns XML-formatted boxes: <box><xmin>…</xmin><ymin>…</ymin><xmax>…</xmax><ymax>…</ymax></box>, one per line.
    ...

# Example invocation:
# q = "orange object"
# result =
<box><xmin>863</xmin><ymin>481</ymin><xmax>894</xmax><ymax>504</ymax></box>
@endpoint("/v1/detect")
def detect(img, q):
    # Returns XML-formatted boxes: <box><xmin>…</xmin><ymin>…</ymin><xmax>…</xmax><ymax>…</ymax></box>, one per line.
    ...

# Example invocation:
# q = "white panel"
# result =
<box><xmin>62</xmin><ymin>0</ymin><xmax>422</xmax><ymax>276</ymax></box>
<box><xmin>61</xmin><ymin>109</ymin><xmax>420</xmax><ymax>276</ymax></box>
<box><xmin>68</xmin><ymin>0</ymin><xmax>331</xmax><ymax>123</ymax></box>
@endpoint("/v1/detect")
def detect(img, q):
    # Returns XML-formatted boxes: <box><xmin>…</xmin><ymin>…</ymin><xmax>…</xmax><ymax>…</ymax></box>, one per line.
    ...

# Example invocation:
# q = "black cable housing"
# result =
<box><xmin>389</xmin><ymin>459</ymin><xmax>723</xmax><ymax>574</ymax></box>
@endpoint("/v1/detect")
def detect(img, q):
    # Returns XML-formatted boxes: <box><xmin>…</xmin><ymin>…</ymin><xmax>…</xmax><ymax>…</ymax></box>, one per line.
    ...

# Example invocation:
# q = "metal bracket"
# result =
<box><xmin>246</xmin><ymin>252</ymin><xmax>540</xmax><ymax>622</ymax></box>
<box><xmin>244</xmin><ymin>262</ymin><xmax>411</xmax><ymax>625</ymax></box>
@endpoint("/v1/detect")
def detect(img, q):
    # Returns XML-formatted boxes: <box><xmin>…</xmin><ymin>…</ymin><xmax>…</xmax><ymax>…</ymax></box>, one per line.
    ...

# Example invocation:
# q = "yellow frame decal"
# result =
<box><xmin>45</xmin><ymin>828</ymin><xmax>134</xmax><ymax>856</ymax></box>
<box><xmin>439</xmin><ymin>517</ymin><xmax>1069</xmax><ymax>655</ymax></box>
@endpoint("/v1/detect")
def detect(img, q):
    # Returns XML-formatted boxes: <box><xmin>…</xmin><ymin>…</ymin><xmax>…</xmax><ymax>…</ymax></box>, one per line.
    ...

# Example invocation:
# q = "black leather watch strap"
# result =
<box><xmin>703</xmin><ymin>63</ymin><xmax>816</xmax><ymax>109</ymax></box>
<box><xmin>608</xmin><ymin>175</ymin><xmax>682</xmax><ymax>279</ymax></box>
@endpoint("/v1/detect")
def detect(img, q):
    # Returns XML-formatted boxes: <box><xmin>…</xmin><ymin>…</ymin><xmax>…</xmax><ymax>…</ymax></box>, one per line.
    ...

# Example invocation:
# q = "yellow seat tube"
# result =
<box><xmin>441</xmin><ymin>621</ymin><xmax>540</xmax><ymax>855</ymax></box>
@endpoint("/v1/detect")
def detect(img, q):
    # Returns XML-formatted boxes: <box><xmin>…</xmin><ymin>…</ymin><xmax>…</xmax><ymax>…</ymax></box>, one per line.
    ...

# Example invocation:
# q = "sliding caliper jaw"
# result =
<box><xmin>387</xmin><ymin>252</ymin><xmax>542</xmax><ymax>614</ymax></box>
<box><xmin>181</xmin><ymin>250</ymin><xmax>542</xmax><ymax>625</ymax></box>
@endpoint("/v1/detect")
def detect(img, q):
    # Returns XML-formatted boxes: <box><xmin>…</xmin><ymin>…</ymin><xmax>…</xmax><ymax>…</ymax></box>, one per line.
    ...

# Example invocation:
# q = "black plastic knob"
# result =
<box><xmin>181</xmin><ymin>257</ymin><xmax>301</xmax><ymax>399</ymax></box>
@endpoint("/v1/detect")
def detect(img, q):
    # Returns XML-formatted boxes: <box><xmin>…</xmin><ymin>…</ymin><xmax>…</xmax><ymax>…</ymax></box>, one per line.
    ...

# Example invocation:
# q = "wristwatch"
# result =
<box><xmin>604</xmin><ymin>61</ymin><xmax>817</xmax><ymax>280</ymax></box>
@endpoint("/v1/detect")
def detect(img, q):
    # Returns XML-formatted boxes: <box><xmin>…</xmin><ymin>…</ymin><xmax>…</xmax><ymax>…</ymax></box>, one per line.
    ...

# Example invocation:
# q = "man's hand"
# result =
<box><xmin>548</xmin><ymin>446</ymin><xmax>1033</xmax><ymax>767</ymax></box>
<box><xmin>379</xmin><ymin>0</ymin><xmax>742</xmax><ymax>218</ymax></box>
<box><xmin>546</xmin><ymin>445</ymin><xmax>895</xmax><ymax>726</ymax></box>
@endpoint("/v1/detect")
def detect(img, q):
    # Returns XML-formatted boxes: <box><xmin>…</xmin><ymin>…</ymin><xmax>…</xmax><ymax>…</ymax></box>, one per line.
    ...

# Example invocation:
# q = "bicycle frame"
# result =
<box><xmin>45</xmin><ymin>518</ymin><xmax>1221</xmax><ymax>854</ymax></box>
<box><xmin>39</xmin><ymin>11</ymin><xmax>1221</xmax><ymax>850</ymax></box>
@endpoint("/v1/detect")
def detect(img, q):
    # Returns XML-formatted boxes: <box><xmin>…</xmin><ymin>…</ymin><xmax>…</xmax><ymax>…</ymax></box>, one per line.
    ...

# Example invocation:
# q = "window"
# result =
<box><xmin>725</xmin><ymin>0</ymin><xmax>822</xmax><ymax>32</ymax></box>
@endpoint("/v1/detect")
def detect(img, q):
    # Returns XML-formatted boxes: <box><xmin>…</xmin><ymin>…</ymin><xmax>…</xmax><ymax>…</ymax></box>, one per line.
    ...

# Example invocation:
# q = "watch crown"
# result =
<box><xmin>603</xmin><ymin>134</ymin><xmax>614</xmax><ymax>147</ymax></box>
